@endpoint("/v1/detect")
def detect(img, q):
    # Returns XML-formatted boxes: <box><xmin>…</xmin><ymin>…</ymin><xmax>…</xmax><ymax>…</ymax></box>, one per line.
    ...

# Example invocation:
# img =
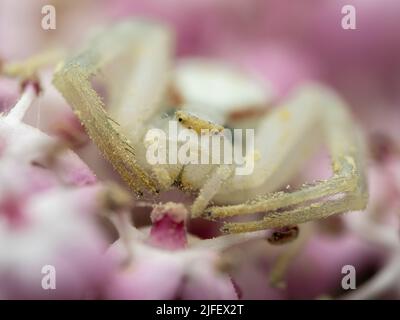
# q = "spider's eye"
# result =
<box><xmin>178</xmin><ymin>118</ymin><xmax>183</xmax><ymax>122</ymax></box>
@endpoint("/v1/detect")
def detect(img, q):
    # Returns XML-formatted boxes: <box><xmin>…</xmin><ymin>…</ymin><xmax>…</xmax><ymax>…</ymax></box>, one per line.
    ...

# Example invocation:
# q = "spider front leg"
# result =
<box><xmin>53</xmin><ymin>21</ymin><xmax>174</xmax><ymax>195</ymax></box>
<box><xmin>202</xmin><ymin>85</ymin><xmax>368</xmax><ymax>233</ymax></box>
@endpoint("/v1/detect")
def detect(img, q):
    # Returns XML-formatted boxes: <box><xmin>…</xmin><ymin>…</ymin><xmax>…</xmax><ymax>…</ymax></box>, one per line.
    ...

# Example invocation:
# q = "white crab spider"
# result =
<box><xmin>53</xmin><ymin>20</ymin><xmax>368</xmax><ymax>234</ymax></box>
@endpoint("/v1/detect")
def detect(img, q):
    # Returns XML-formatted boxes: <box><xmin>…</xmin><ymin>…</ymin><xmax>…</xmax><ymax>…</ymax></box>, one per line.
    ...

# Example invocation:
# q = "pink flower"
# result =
<box><xmin>0</xmin><ymin>183</ymin><xmax>115</xmax><ymax>299</ymax></box>
<box><xmin>106</xmin><ymin>202</ymin><xmax>239</xmax><ymax>300</ymax></box>
<box><xmin>0</xmin><ymin>84</ymin><xmax>115</xmax><ymax>299</ymax></box>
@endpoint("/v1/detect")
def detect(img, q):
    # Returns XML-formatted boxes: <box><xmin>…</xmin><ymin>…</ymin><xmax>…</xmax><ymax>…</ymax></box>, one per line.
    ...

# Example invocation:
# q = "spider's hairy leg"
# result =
<box><xmin>178</xmin><ymin>123</ymin><xmax>236</xmax><ymax>217</ymax></box>
<box><xmin>205</xmin><ymin>85</ymin><xmax>368</xmax><ymax>233</ymax></box>
<box><xmin>191</xmin><ymin>164</ymin><xmax>234</xmax><ymax>217</ymax></box>
<box><xmin>106</xmin><ymin>22</ymin><xmax>173</xmax><ymax>140</ymax></box>
<box><xmin>107</xmin><ymin>22</ymin><xmax>178</xmax><ymax>191</ymax></box>
<box><xmin>1</xmin><ymin>48</ymin><xmax>65</xmax><ymax>79</ymax></box>
<box><xmin>207</xmin><ymin>87</ymin><xmax>326</xmax><ymax>205</ymax></box>
<box><xmin>53</xmin><ymin>21</ymin><xmax>174</xmax><ymax>195</ymax></box>
<box><xmin>189</xmin><ymin>86</ymin><xmax>324</xmax><ymax>216</ymax></box>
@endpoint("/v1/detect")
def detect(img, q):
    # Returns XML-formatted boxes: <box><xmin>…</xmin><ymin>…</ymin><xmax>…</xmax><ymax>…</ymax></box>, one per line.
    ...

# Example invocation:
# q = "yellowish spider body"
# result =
<box><xmin>53</xmin><ymin>20</ymin><xmax>368</xmax><ymax>235</ymax></box>
<box><xmin>175</xmin><ymin>110</ymin><xmax>224</xmax><ymax>135</ymax></box>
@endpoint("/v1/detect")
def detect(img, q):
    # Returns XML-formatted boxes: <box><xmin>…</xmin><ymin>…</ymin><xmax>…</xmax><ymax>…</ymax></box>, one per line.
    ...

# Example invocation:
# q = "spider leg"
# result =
<box><xmin>53</xmin><ymin>21</ymin><xmax>173</xmax><ymax>195</ymax></box>
<box><xmin>188</xmin><ymin>88</ymin><xmax>321</xmax><ymax>214</ymax></box>
<box><xmin>191</xmin><ymin>164</ymin><xmax>234</xmax><ymax>217</ymax></box>
<box><xmin>201</xmin><ymin>85</ymin><xmax>326</xmax><ymax>206</ymax></box>
<box><xmin>204</xmin><ymin>85</ymin><xmax>368</xmax><ymax>233</ymax></box>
